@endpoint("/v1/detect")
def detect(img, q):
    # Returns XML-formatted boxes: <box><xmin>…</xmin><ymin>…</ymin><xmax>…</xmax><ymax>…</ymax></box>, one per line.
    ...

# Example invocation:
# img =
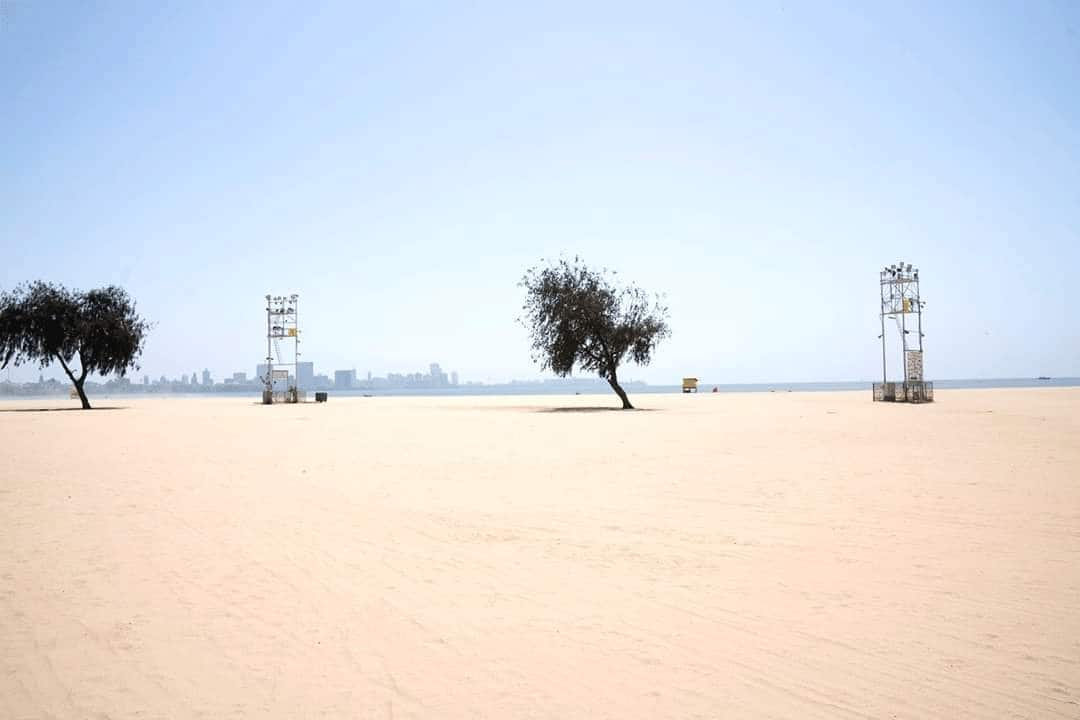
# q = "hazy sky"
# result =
<box><xmin>2</xmin><ymin>1</ymin><xmax>1078</xmax><ymax>384</ymax></box>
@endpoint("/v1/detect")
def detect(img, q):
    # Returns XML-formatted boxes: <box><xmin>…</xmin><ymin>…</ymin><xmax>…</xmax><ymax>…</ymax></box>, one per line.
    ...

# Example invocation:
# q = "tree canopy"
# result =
<box><xmin>519</xmin><ymin>258</ymin><xmax>670</xmax><ymax>409</ymax></box>
<box><xmin>0</xmin><ymin>282</ymin><xmax>150</xmax><ymax>409</ymax></box>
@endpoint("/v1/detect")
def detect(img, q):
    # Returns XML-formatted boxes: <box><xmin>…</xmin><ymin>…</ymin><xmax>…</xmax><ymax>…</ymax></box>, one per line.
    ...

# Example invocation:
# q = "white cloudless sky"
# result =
<box><xmin>2</xmin><ymin>1</ymin><xmax>1078</xmax><ymax>384</ymax></box>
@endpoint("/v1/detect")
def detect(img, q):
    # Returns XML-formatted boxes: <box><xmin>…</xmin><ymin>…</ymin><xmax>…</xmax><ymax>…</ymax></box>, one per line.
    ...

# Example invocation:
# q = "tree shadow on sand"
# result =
<box><xmin>537</xmin><ymin>406</ymin><xmax>659</xmax><ymax>413</ymax></box>
<box><xmin>0</xmin><ymin>406</ymin><xmax>127</xmax><ymax>413</ymax></box>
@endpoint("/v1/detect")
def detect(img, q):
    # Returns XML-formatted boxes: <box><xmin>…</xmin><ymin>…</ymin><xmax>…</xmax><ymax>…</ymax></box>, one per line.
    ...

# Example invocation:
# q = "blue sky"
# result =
<box><xmin>2</xmin><ymin>1</ymin><xmax>1078</xmax><ymax>384</ymax></box>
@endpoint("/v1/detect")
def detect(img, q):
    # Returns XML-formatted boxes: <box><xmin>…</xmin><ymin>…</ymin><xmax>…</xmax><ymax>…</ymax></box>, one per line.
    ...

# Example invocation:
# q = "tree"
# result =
<box><xmin>0</xmin><ymin>282</ymin><xmax>150</xmax><ymax>409</ymax></box>
<box><xmin>519</xmin><ymin>258</ymin><xmax>670</xmax><ymax>409</ymax></box>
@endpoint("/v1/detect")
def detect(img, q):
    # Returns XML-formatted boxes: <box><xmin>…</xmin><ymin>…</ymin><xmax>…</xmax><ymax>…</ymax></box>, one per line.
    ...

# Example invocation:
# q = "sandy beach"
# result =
<box><xmin>1</xmin><ymin>388</ymin><xmax>1078</xmax><ymax>718</ymax></box>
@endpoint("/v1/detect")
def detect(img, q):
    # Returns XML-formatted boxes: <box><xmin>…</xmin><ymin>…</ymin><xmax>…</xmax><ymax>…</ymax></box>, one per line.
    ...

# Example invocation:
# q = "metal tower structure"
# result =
<box><xmin>874</xmin><ymin>262</ymin><xmax>933</xmax><ymax>403</ymax></box>
<box><xmin>263</xmin><ymin>294</ymin><xmax>300</xmax><ymax>404</ymax></box>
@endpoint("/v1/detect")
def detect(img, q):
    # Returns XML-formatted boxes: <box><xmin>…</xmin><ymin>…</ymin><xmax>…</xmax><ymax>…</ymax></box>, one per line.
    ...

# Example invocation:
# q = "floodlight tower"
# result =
<box><xmin>875</xmin><ymin>262</ymin><xmax>933</xmax><ymax>403</ymax></box>
<box><xmin>263</xmin><ymin>294</ymin><xmax>300</xmax><ymax>404</ymax></box>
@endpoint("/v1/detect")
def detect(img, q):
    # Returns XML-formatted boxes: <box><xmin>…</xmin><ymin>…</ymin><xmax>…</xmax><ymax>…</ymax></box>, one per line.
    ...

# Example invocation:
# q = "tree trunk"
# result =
<box><xmin>72</xmin><ymin>380</ymin><xmax>91</xmax><ymax>410</ymax></box>
<box><xmin>56</xmin><ymin>355</ymin><xmax>92</xmax><ymax>409</ymax></box>
<box><xmin>607</xmin><ymin>373</ymin><xmax>634</xmax><ymax>410</ymax></box>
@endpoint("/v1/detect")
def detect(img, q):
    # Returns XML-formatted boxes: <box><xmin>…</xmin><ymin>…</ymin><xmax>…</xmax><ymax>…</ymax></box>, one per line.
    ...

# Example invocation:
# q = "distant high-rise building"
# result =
<box><xmin>429</xmin><ymin>363</ymin><xmax>449</xmax><ymax>387</ymax></box>
<box><xmin>297</xmin><ymin>362</ymin><xmax>314</xmax><ymax>389</ymax></box>
<box><xmin>451</xmin><ymin>371</ymin><xmax>459</xmax><ymax>386</ymax></box>
<box><xmin>143</xmin><ymin>375</ymin><xmax>149</xmax><ymax>385</ymax></box>
<box><xmin>232</xmin><ymin>372</ymin><xmax>247</xmax><ymax>383</ymax></box>
<box><xmin>367</xmin><ymin>370</ymin><xmax>372</xmax><ymax>382</ymax></box>
<box><xmin>191</xmin><ymin>371</ymin><xmax>198</xmax><ymax>386</ymax></box>
<box><xmin>334</xmin><ymin>369</ymin><xmax>356</xmax><ymax>390</ymax></box>
<box><xmin>202</xmin><ymin>369</ymin><xmax>212</xmax><ymax>386</ymax></box>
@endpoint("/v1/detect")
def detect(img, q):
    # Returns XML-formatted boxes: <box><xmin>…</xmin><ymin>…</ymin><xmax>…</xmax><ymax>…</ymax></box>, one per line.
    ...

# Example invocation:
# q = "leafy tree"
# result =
<box><xmin>0</xmin><ymin>282</ymin><xmax>150</xmax><ymax>409</ymax></box>
<box><xmin>520</xmin><ymin>258</ymin><xmax>670</xmax><ymax>409</ymax></box>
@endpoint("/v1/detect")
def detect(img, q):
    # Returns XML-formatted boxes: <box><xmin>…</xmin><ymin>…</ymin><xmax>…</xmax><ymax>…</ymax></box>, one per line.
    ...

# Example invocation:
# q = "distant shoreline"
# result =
<box><xmin>3</xmin><ymin>377</ymin><xmax>1077</xmax><ymax>402</ymax></box>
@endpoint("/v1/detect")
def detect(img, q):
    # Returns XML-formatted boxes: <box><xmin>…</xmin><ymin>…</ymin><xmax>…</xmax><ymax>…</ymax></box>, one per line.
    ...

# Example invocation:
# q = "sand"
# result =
<box><xmin>1</xmin><ymin>388</ymin><xmax>1078</xmax><ymax>718</ymax></box>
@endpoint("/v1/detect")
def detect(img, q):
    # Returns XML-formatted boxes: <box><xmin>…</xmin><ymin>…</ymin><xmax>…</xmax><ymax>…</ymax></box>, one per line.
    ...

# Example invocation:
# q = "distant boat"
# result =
<box><xmin>1037</xmin><ymin>376</ymin><xmax>1052</xmax><ymax>380</ymax></box>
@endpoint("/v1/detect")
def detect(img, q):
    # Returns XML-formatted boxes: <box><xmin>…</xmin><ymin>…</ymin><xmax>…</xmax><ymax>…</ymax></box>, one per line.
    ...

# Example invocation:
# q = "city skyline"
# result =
<box><xmin>8</xmin><ymin>360</ymin><xmax>466</xmax><ymax>391</ymax></box>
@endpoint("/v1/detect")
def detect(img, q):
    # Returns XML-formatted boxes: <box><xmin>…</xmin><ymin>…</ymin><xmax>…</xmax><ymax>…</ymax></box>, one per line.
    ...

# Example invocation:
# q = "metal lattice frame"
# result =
<box><xmin>263</xmin><ymin>294</ymin><xmax>300</xmax><ymax>404</ymax></box>
<box><xmin>874</xmin><ymin>262</ymin><xmax>932</xmax><ymax>403</ymax></box>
